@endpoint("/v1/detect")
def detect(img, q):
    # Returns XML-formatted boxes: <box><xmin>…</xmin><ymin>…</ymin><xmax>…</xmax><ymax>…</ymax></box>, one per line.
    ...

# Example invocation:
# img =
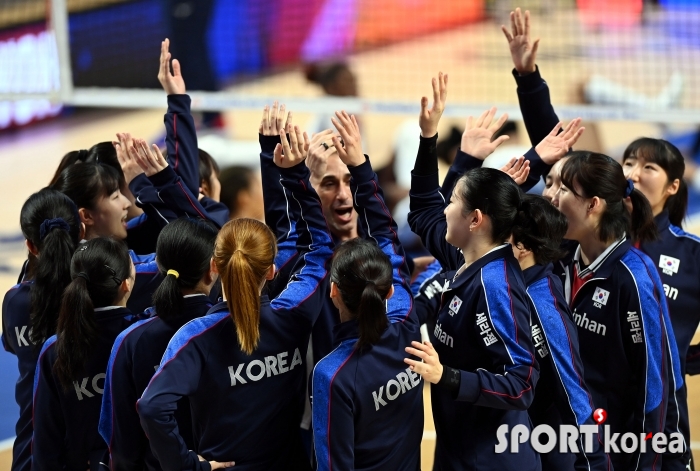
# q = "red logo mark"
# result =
<box><xmin>593</xmin><ymin>408</ymin><xmax>607</xmax><ymax>424</ymax></box>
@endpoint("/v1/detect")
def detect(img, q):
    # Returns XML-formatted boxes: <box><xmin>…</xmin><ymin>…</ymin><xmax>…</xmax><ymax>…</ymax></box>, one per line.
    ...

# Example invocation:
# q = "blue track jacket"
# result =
<box><xmin>31</xmin><ymin>307</ymin><xmax>136</xmax><ymax>471</ymax></box>
<box><xmin>312</xmin><ymin>158</ymin><xmax>424</xmax><ymax>471</ymax></box>
<box><xmin>99</xmin><ymin>295</ymin><xmax>213</xmax><ymax>470</ymax></box>
<box><xmin>136</xmin><ymin>161</ymin><xmax>334</xmax><ymax>470</ymax></box>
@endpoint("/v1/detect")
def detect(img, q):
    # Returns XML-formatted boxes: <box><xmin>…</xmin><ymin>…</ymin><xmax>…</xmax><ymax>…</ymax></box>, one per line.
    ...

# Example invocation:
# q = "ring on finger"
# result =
<box><xmin>321</xmin><ymin>142</ymin><xmax>330</xmax><ymax>151</ymax></box>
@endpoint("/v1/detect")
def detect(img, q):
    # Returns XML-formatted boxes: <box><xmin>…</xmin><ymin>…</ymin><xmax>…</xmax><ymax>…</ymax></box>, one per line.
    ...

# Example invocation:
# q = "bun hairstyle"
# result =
<box><xmin>54</xmin><ymin>237</ymin><xmax>131</xmax><ymax>388</ymax></box>
<box><xmin>455</xmin><ymin>167</ymin><xmax>526</xmax><ymax>244</ymax></box>
<box><xmin>51</xmin><ymin>161</ymin><xmax>121</xmax><ymax>212</ymax></box>
<box><xmin>20</xmin><ymin>189</ymin><xmax>82</xmax><ymax>347</ymax></box>
<box><xmin>623</xmin><ymin>138</ymin><xmax>687</xmax><ymax>226</ymax></box>
<box><xmin>151</xmin><ymin>218</ymin><xmax>218</xmax><ymax>321</ymax></box>
<box><xmin>512</xmin><ymin>194</ymin><xmax>568</xmax><ymax>265</ymax></box>
<box><xmin>330</xmin><ymin>238</ymin><xmax>392</xmax><ymax>349</ymax></box>
<box><xmin>49</xmin><ymin>142</ymin><xmax>123</xmax><ymax>188</ymax></box>
<box><xmin>561</xmin><ymin>152</ymin><xmax>657</xmax><ymax>244</ymax></box>
<box><xmin>213</xmin><ymin>218</ymin><xmax>277</xmax><ymax>355</ymax></box>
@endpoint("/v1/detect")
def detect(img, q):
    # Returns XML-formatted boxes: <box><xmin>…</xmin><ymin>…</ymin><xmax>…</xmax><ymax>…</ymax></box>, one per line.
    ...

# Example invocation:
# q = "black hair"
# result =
<box><xmin>50</xmin><ymin>142</ymin><xmax>124</xmax><ymax>188</ymax></box>
<box><xmin>198</xmin><ymin>149</ymin><xmax>220</xmax><ymax>193</ymax></box>
<box><xmin>455</xmin><ymin>167</ymin><xmax>525</xmax><ymax>244</ymax></box>
<box><xmin>20</xmin><ymin>189</ymin><xmax>82</xmax><ymax>347</ymax></box>
<box><xmin>436</xmin><ymin>126</ymin><xmax>463</xmax><ymax>165</ymax></box>
<box><xmin>513</xmin><ymin>194</ymin><xmax>568</xmax><ymax>265</ymax></box>
<box><xmin>50</xmin><ymin>161</ymin><xmax>121</xmax><ymax>211</ymax></box>
<box><xmin>218</xmin><ymin>165</ymin><xmax>255</xmax><ymax>215</ymax></box>
<box><xmin>330</xmin><ymin>238</ymin><xmax>392</xmax><ymax>349</ymax></box>
<box><xmin>152</xmin><ymin>218</ymin><xmax>218</xmax><ymax>321</ymax></box>
<box><xmin>53</xmin><ymin>237</ymin><xmax>131</xmax><ymax>389</ymax></box>
<box><xmin>623</xmin><ymin>138</ymin><xmax>687</xmax><ymax>226</ymax></box>
<box><xmin>561</xmin><ymin>152</ymin><xmax>657</xmax><ymax>244</ymax></box>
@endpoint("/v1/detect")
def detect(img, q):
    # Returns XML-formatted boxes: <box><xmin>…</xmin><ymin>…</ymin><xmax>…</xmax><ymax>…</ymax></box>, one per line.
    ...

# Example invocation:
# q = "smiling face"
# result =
<box><xmin>444</xmin><ymin>179</ymin><xmax>472</xmax><ymax>248</ymax></box>
<box><xmin>313</xmin><ymin>154</ymin><xmax>357</xmax><ymax>241</ymax></box>
<box><xmin>83</xmin><ymin>189</ymin><xmax>131</xmax><ymax>240</ymax></box>
<box><xmin>623</xmin><ymin>154</ymin><xmax>678</xmax><ymax>217</ymax></box>
<box><xmin>543</xmin><ymin>157</ymin><xmax>568</xmax><ymax>207</ymax></box>
<box><xmin>557</xmin><ymin>179</ymin><xmax>597</xmax><ymax>242</ymax></box>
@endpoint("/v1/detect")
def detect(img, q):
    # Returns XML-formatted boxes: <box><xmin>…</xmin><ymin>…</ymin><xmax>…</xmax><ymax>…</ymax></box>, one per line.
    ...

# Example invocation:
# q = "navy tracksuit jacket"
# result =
<box><xmin>128</xmin><ymin>250</ymin><xmax>162</xmax><ymax>315</ymax></box>
<box><xmin>2</xmin><ymin>282</ymin><xmax>35</xmax><ymax>471</ymax></box>
<box><xmin>523</xmin><ymin>263</ymin><xmax>611</xmax><ymax>471</ymax></box>
<box><xmin>558</xmin><ymin>238</ymin><xmax>679</xmax><ymax>471</ymax></box>
<box><xmin>32</xmin><ymin>306</ymin><xmax>136</xmax><ymax>471</ymax></box>
<box><xmin>312</xmin><ymin>158</ymin><xmax>423</xmax><ymax>471</ymax></box>
<box><xmin>514</xmin><ymin>65</ymin><xmax>691</xmax><ymax>471</ymax></box>
<box><xmin>99</xmin><ymin>295</ymin><xmax>213</xmax><ymax>470</ymax></box>
<box><xmin>137</xmin><ymin>161</ymin><xmax>334</xmax><ymax>470</ymax></box>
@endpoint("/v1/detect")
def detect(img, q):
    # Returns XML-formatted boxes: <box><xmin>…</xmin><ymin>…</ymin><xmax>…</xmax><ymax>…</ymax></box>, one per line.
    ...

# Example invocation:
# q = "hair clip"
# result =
<box><xmin>104</xmin><ymin>265</ymin><xmax>123</xmax><ymax>286</ymax></box>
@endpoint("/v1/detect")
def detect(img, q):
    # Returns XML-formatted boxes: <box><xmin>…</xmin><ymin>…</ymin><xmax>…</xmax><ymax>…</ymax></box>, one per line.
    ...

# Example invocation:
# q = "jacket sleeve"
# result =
<box><xmin>100</xmin><ymin>321</ymin><xmax>152</xmax><ymax>471</ymax></box>
<box><xmin>349</xmin><ymin>157</ymin><xmax>415</xmax><ymax>325</ymax></box>
<box><xmin>270</xmin><ymin>163</ymin><xmax>334</xmax><ymax>325</ymax></box>
<box><xmin>165</xmin><ymin>94</ymin><xmax>200</xmax><ymax>197</ymax></box>
<box><xmin>617</xmin><ymin>261</ymin><xmax>668</xmax><ymax>468</ymax></box>
<box><xmin>260</xmin><ymin>133</ymin><xmax>299</xmax><ymax>273</ymax></box>
<box><xmin>526</xmin><ymin>277</ymin><xmax>610</xmax><ymax>471</ymax></box>
<box><xmin>137</xmin><ymin>323</ymin><xmax>213</xmax><ymax>471</ymax></box>
<box><xmin>315</xmin><ymin>378</ymin><xmax>355</xmax><ymax>471</ymax></box>
<box><xmin>31</xmin><ymin>338</ymin><xmax>65</xmax><ymax>471</ymax></box>
<box><xmin>513</xmin><ymin>67</ymin><xmax>562</xmax><ymax>190</ymax></box>
<box><xmin>440</xmin><ymin>149</ymin><xmax>483</xmax><ymax>201</ymax></box>
<box><xmin>413</xmin><ymin>266</ymin><xmax>450</xmax><ymax>326</ymax></box>
<box><xmin>455</xmin><ymin>262</ymin><xmax>539</xmax><ymax>410</ymax></box>
<box><xmin>407</xmin><ymin>136</ymin><xmax>463</xmax><ymax>271</ymax></box>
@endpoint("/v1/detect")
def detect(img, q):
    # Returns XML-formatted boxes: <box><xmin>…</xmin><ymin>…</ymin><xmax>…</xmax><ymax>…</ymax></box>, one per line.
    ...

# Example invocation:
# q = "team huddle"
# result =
<box><xmin>3</xmin><ymin>8</ymin><xmax>700</xmax><ymax>471</ymax></box>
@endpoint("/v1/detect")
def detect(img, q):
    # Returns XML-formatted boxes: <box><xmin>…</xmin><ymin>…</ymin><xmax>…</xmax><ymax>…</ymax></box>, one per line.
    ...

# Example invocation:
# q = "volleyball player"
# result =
<box><xmin>312</xmin><ymin>110</ymin><xmax>423</xmax><ymax>470</ymax></box>
<box><xmin>1</xmin><ymin>190</ymin><xmax>82</xmax><ymax>471</ymax></box>
<box><xmin>99</xmin><ymin>218</ymin><xmax>218</xmax><ymax>470</ymax></box>
<box><xmin>137</xmin><ymin>123</ymin><xmax>334</xmax><ymax>469</ymax></box>
<box><xmin>32</xmin><ymin>237</ymin><xmax>136</xmax><ymax>470</ymax></box>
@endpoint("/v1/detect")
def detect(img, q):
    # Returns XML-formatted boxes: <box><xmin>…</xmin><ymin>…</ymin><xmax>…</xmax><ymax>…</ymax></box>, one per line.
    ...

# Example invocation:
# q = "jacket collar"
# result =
<box><xmin>572</xmin><ymin>236</ymin><xmax>630</xmax><ymax>280</ymax></box>
<box><xmin>522</xmin><ymin>263</ymin><xmax>553</xmax><ymax>286</ymax></box>
<box><xmin>333</xmin><ymin>319</ymin><xmax>361</xmax><ymax>345</ymax></box>
<box><xmin>654</xmin><ymin>210</ymin><xmax>671</xmax><ymax>232</ymax></box>
<box><xmin>93</xmin><ymin>306</ymin><xmax>132</xmax><ymax>321</ymax></box>
<box><xmin>450</xmin><ymin>244</ymin><xmax>514</xmax><ymax>291</ymax></box>
<box><xmin>207</xmin><ymin>295</ymin><xmax>271</xmax><ymax>316</ymax></box>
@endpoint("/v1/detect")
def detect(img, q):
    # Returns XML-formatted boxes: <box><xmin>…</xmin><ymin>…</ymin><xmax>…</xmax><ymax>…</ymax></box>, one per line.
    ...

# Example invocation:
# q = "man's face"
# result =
<box><xmin>312</xmin><ymin>154</ymin><xmax>357</xmax><ymax>241</ymax></box>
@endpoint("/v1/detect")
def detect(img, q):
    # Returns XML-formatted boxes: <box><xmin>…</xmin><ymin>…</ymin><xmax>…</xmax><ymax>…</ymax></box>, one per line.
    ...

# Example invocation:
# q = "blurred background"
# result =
<box><xmin>2</xmin><ymin>0</ymin><xmax>700</xmax><ymax>468</ymax></box>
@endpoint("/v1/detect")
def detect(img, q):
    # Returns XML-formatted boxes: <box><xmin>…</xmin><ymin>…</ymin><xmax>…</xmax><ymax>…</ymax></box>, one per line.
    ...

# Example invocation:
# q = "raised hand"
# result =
<box><xmin>259</xmin><ymin>101</ymin><xmax>291</xmax><ymax>136</ymax></box>
<box><xmin>500</xmin><ymin>156</ymin><xmax>530</xmax><ymax>185</ymax></box>
<box><xmin>306</xmin><ymin>129</ymin><xmax>337</xmax><ymax>186</ymax></box>
<box><xmin>501</xmin><ymin>8</ymin><xmax>539</xmax><ymax>76</ymax></box>
<box><xmin>129</xmin><ymin>139</ymin><xmax>169</xmax><ymax>176</ymax></box>
<box><xmin>535</xmin><ymin>119</ymin><xmax>585</xmax><ymax>165</ymax></box>
<box><xmin>158</xmin><ymin>38</ymin><xmax>186</xmax><ymax>95</ymax></box>
<box><xmin>418</xmin><ymin>72</ymin><xmax>448</xmax><ymax>138</ymax></box>
<box><xmin>114</xmin><ymin>133</ymin><xmax>143</xmax><ymax>184</ymax></box>
<box><xmin>461</xmin><ymin>107</ymin><xmax>510</xmax><ymax>160</ymax></box>
<box><xmin>274</xmin><ymin>124</ymin><xmax>310</xmax><ymax>168</ymax></box>
<box><xmin>331</xmin><ymin>111</ymin><xmax>365</xmax><ymax>167</ymax></box>
<box><xmin>404</xmin><ymin>341</ymin><xmax>444</xmax><ymax>384</ymax></box>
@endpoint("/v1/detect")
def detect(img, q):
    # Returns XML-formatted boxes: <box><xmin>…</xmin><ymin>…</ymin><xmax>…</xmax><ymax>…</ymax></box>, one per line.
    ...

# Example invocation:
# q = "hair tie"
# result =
<box><xmin>76</xmin><ymin>272</ymin><xmax>90</xmax><ymax>282</ymax></box>
<box><xmin>39</xmin><ymin>218</ymin><xmax>70</xmax><ymax>241</ymax></box>
<box><xmin>364</xmin><ymin>280</ymin><xmax>375</xmax><ymax>287</ymax></box>
<box><xmin>624</xmin><ymin>179</ymin><xmax>635</xmax><ymax>198</ymax></box>
<box><xmin>167</xmin><ymin>269</ymin><xmax>180</xmax><ymax>279</ymax></box>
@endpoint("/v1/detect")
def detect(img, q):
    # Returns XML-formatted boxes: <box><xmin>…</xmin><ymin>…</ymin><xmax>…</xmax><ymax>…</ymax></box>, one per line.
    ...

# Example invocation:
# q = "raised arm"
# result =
<box><xmin>270</xmin><ymin>124</ymin><xmax>335</xmax><ymax>324</ymax></box>
<box><xmin>332</xmin><ymin>110</ymin><xmax>414</xmax><ymax>324</ymax></box>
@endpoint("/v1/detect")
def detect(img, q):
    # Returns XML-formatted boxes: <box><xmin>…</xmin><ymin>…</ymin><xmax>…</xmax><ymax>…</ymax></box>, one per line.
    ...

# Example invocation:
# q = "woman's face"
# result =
<box><xmin>623</xmin><ymin>154</ymin><xmax>677</xmax><ymax>216</ymax></box>
<box><xmin>542</xmin><ymin>157</ymin><xmax>568</xmax><ymax>206</ymax></box>
<box><xmin>444</xmin><ymin>179</ymin><xmax>471</xmax><ymax>248</ymax></box>
<box><xmin>87</xmin><ymin>189</ymin><xmax>131</xmax><ymax>240</ymax></box>
<box><xmin>557</xmin><ymin>180</ymin><xmax>593</xmax><ymax>242</ymax></box>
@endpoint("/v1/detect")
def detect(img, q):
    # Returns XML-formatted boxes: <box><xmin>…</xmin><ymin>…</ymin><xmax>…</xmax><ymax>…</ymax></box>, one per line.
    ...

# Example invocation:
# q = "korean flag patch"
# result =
<box><xmin>448</xmin><ymin>296</ymin><xmax>463</xmax><ymax>316</ymax></box>
<box><xmin>592</xmin><ymin>287</ymin><xmax>610</xmax><ymax>307</ymax></box>
<box><xmin>659</xmin><ymin>255</ymin><xmax>680</xmax><ymax>276</ymax></box>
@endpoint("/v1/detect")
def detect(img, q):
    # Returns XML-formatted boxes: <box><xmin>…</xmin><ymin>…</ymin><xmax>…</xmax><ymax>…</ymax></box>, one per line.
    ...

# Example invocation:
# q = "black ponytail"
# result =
<box><xmin>20</xmin><ymin>189</ymin><xmax>82</xmax><ymax>347</ymax></box>
<box><xmin>512</xmin><ymin>194</ymin><xmax>568</xmax><ymax>265</ymax></box>
<box><xmin>50</xmin><ymin>142</ymin><xmax>123</xmax><ymax>188</ymax></box>
<box><xmin>152</xmin><ymin>218</ymin><xmax>218</xmax><ymax>321</ymax></box>
<box><xmin>561</xmin><ymin>153</ymin><xmax>658</xmax><ymax>244</ymax></box>
<box><xmin>456</xmin><ymin>168</ymin><xmax>524</xmax><ymax>244</ymax></box>
<box><xmin>623</xmin><ymin>138</ymin><xmax>688</xmax><ymax>226</ymax></box>
<box><xmin>53</xmin><ymin>237</ymin><xmax>131</xmax><ymax>389</ymax></box>
<box><xmin>330</xmin><ymin>239</ymin><xmax>392</xmax><ymax>349</ymax></box>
